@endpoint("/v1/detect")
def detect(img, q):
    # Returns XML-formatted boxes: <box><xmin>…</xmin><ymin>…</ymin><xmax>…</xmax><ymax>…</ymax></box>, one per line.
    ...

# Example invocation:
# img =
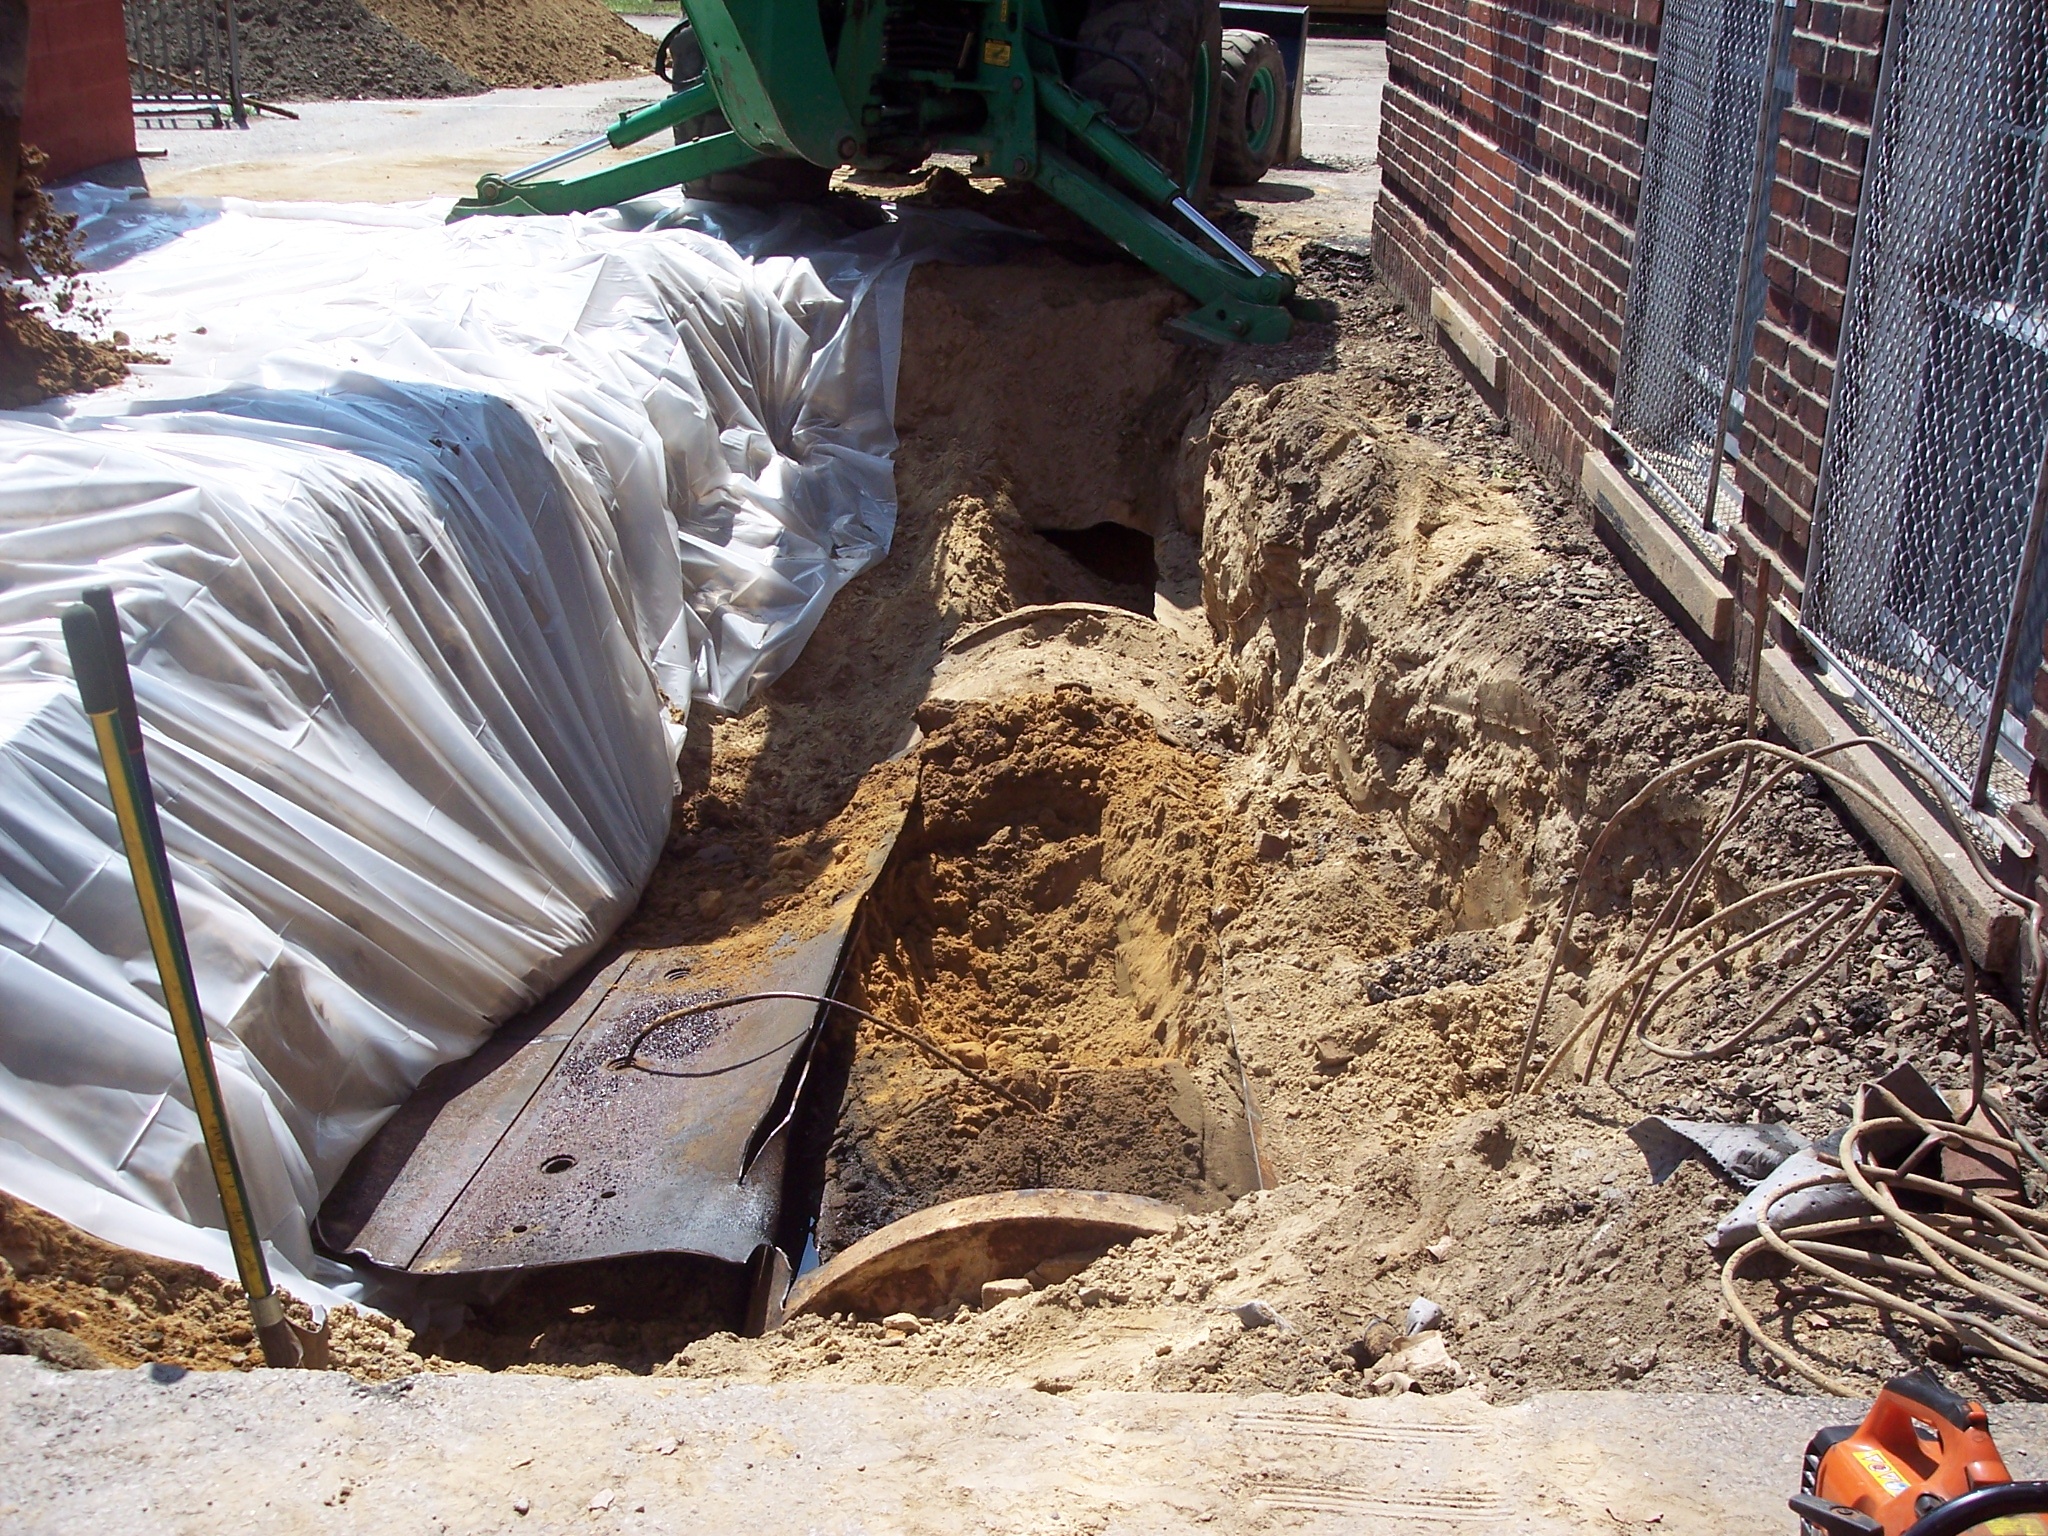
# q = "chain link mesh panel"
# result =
<box><xmin>1611</xmin><ymin>0</ymin><xmax>1788</xmax><ymax>543</ymax></box>
<box><xmin>1802</xmin><ymin>0</ymin><xmax>2048</xmax><ymax>807</ymax></box>
<box><xmin>125</xmin><ymin>0</ymin><xmax>245</xmax><ymax>127</ymax></box>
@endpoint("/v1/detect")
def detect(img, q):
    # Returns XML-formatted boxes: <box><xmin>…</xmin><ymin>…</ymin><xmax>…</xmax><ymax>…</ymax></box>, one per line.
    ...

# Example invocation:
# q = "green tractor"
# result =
<box><xmin>453</xmin><ymin>0</ymin><xmax>1314</xmax><ymax>344</ymax></box>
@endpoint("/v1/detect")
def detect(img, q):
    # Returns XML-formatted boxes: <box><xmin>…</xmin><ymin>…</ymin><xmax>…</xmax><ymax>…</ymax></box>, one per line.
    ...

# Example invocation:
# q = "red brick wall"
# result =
<box><xmin>22</xmin><ymin>0</ymin><xmax>137</xmax><ymax>181</ymax></box>
<box><xmin>1374</xmin><ymin>0</ymin><xmax>1662</xmax><ymax>480</ymax></box>
<box><xmin>1375</xmin><ymin>0</ymin><xmax>1894</xmax><ymax>626</ymax></box>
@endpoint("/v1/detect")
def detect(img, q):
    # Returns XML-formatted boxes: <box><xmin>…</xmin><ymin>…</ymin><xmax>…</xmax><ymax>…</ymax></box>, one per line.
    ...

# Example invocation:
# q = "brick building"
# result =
<box><xmin>1373</xmin><ymin>0</ymin><xmax>2048</xmax><ymax>971</ymax></box>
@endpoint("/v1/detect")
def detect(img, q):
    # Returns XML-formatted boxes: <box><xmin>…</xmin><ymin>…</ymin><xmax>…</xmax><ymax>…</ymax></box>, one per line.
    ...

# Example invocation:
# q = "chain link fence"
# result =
<box><xmin>1801</xmin><ymin>0</ymin><xmax>2048</xmax><ymax>811</ymax></box>
<box><xmin>1609</xmin><ymin>0</ymin><xmax>1793</xmax><ymax>549</ymax></box>
<box><xmin>125</xmin><ymin>0</ymin><xmax>246</xmax><ymax>128</ymax></box>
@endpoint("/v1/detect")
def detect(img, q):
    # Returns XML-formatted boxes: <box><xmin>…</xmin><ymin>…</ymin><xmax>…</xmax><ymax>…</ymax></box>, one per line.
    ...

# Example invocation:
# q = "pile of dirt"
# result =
<box><xmin>1</xmin><ymin>153</ymin><xmax>137</xmax><ymax>409</ymax></box>
<box><xmin>0</xmin><ymin>1192</ymin><xmax>418</xmax><ymax>1378</ymax></box>
<box><xmin>365</xmin><ymin>0</ymin><xmax>650</xmax><ymax>89</ymax></box>
<box><xmin>231</xmin><ymin>0</ymin><xmax>481</xmax><ymax>100</ymax></box>
<box><xmin>229</xmin><ymin>0</ymin><xmax>648</xmax><ymax>102</ymax></box>
<box><xmin>822</xmin><ymin>690</ymin><xmax>1260</xmax><ymax>1255</ymax></box>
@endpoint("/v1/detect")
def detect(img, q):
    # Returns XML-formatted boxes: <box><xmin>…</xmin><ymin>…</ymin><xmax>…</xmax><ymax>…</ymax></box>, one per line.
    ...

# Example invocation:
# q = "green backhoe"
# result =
<box><xmin>452</xmin><ymin>0</ymin><xmax>1314</xmax><ymax>344</ymax></box>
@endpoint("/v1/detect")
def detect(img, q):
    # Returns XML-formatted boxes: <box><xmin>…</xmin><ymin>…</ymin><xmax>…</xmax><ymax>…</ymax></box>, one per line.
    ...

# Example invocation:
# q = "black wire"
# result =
<box><xmin>611</xmin><ymin>989</ymin><xmax>1044</xmax><ymax>1113</ymax></box>
<box><xmin>1025</xmin><ymin>26</ymin><xmax>1157</xmax><ymax>136</ymax></box>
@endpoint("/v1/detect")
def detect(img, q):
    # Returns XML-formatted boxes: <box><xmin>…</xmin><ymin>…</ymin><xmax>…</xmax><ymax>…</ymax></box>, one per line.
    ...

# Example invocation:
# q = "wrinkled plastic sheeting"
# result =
<box><xmin>0</xmin><ymin>190</ymin><xmax>951</xmax><ymax>1304</ymax></box>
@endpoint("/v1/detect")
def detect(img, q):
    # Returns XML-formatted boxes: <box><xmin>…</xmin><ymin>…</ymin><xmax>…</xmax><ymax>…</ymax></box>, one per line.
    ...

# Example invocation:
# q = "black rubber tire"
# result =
<box><xmin>1213</xmin><ymin>29</ymin><xmax>1287</xmax><ymax>185</ymax></box>
<box><xmin>1071</xmin><ymin>0</ymin><xmax>1223</xmax><ymax>195</ymax></box>
<box><xmin>659</xmin><ymin>23</ymin><xmax>834</xmax><ymax>205</ymax></box>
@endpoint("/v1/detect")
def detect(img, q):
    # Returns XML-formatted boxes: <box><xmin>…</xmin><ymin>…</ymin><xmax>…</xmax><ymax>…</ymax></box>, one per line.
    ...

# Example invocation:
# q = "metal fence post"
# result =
<box><xmin>1973</xmin><ymin>445</ymin><xmax>2048</xmax><ymax>807</ymax></box>
<box><xmin>1699</xmin><ymin>0</ymin><xmax>1796</xmax><ymax>536</ymax></box>
<box><xmin>1609</xmin><ymin>0</ymin><xmax>1793</xmax><ymax>549</ymax></box>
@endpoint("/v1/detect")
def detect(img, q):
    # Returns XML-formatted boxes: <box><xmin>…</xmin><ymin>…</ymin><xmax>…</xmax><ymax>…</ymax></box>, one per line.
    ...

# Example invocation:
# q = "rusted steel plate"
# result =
<box><xmin>314</xmin><ymin>948</ymin><xmax>635</xmax><ymax>1272</ymax></box>
<box><xmin>318</xmin><ymin>793</ymin><xmax>909</xmax><ymax>1277</ymax></box>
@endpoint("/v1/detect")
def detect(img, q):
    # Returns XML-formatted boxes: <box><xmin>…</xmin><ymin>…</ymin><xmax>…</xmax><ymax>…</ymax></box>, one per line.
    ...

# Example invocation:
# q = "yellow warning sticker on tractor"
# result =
<box><xmin>983</xmin><ymin>39</ymin><xmax>1013</xmax><ymax>66</ymax></box>
<box><xmin>1851</xmin><ymin>1448</ymin><xmax>1911</xmax><ymax>1498</ymax></box>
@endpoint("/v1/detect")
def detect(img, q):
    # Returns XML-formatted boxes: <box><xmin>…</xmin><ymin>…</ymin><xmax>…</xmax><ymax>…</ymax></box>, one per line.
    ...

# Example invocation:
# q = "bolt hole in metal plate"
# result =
<box><xmin>315</xmin><ymin>782</ymin><xmax>913</xmax><ymax>1282</ymax></box>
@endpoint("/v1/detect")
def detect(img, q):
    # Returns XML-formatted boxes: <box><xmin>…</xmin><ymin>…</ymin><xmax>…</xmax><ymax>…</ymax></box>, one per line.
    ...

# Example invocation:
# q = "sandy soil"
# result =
<box><xmin>0</xmin><ymin>1192</ymin><xmax>416</xmax><ymax>1378</ymax></box>
<box><xmin>824</xmin><ymin>690</ymin><xmax>1263</xmax><ymax>1256</ymax></box>
<box><xmin>0</xmin><ymin>157</ymin><xmax>135</xmax><ymax>409</ymax></box>
<box><xmin>367</xmin><ymin>0</ymin><xmax>651</xmax><ymax>89</ymax></box>
<box><xmin>11</xmin><ymin>186</ymin><xmax>2041</xmax><ymax>1406</ymax></box>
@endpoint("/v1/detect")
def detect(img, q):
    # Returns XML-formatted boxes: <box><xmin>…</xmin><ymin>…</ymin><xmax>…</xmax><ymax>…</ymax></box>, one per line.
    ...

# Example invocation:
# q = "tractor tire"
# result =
<box><xmin>1213</xmin><ymin>30</ymin><xmax>1287</xmax><ymax>185</ymax></box>
<box><xmin>658</xmin><ymin>23</ymin><xmax>834</xmax><ymax>205</ymax></box>
<box><xmin>1071</xmin><ymin>0</ymin><xmax>1223</xmax><ymax>194</ymax></box>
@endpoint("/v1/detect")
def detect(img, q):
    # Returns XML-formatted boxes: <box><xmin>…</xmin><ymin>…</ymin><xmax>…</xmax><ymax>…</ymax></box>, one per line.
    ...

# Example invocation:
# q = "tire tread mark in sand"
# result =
<box><xmin>1232</xmin><ymin>1409</ymin><xmax>1485</xmax><ymax>1443</ymax></box>
<box><xmin>1234</xmin><ymin>1409</ymin><xmax>1510</xmax><ymax>1523</ymax></box>
<box><xmin>1252</xmin><ymin>1483</ymin><xmax>1516</xmax><ymax>1519</ymax></box>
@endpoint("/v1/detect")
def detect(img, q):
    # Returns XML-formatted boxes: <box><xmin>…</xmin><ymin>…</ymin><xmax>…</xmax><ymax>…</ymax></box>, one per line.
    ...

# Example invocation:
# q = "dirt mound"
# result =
<box><xmin>0</xmin><ymin>1192</ymin><xmax>418</xmax><ymax>1377</ymax></box>
<box><xmin>231</xmin><ymin>0</ymin><xmax>482</xmax><ymax>101</ymax></box>
<box><xmin>229</xmin><ymin>0</ymin><xmax>649</xmax><ymax>102</ymax></box>
<box><xmin>1</xmin><ymin>153</ymin><xmax>135</xmax><ymax>409</ymax></box>
<box><xmin>822</xmin><ymin>690</ymin><xmax>1259</xmax><ymax>1255</ymax></box>
<box><xmin>365</xmin><ymin>0</ymin><xmax>651</xmax><ymax>89</ymax></box>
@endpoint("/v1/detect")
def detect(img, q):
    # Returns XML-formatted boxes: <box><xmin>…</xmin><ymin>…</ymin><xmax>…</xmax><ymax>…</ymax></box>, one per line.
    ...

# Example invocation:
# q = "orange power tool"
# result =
<box><xmin>1795</xmin><ymin>1370</ymin><xmax>2048</xmax><ymax>1536</ymax></box>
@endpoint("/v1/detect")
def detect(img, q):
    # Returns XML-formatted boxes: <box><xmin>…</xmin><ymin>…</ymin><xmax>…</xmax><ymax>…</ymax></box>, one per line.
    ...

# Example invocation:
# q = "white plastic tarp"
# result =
<box><xmin>0</xmin><ymin>190</ymin><xmax>955</xmax><ymax>1305</ymax></box>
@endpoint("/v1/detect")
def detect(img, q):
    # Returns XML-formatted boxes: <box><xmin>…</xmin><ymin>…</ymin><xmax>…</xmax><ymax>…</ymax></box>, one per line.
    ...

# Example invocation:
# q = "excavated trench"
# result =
<box><xmin>25</xmin><ymin>215</ymin><xmax>1967</xmax><ymax>1394</ymax></box>
<box><xmin>404</xmin><ymin>251</ymin><xmax>1244</xmax><ymax>1370</ymax></box>
<box><xmin>399</xmin><ymin>237</ymin><xmax>1644</xmax><ymax>1374</ymax></box>
<box><xmin>821</xmin><ymin>689</ymin><xmax>1262</xmax><ymax>1257</ymax></box>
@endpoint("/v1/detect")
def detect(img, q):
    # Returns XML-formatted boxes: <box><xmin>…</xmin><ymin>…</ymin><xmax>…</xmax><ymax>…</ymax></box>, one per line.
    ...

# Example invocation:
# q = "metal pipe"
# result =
<box><xmin>1700</xmin><ymin>0</ymin><xmax>1797</xmax><ymax>534</ymax></box>
<box><xmin>61</xmin><ymin>593</ymin><xmax>301</xmax><ymax>1369</ymax></box>
<box><xmin>1170</xmin><ymin>196</ymin><xmax>1265</xmax><ymax>277</ymax></box>
<box><xmin>1972</xmin><ymin>444</ymin><xmax>2048</xmax><ymax>807</ymax></box>
<box><xmin>504</xmin><ymin>134</ymin><xmax>613</xmax><ymax>185</ymax></box>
